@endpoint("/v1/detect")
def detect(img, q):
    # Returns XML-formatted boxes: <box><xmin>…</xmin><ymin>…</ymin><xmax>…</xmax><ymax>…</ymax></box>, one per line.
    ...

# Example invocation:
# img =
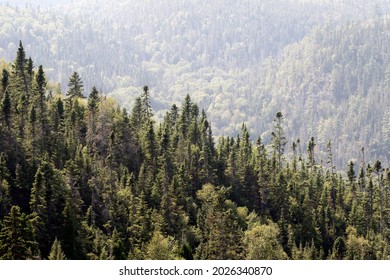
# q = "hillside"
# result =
<box><xmin>1</xmin><ymin>0</ymin><xmax>390</xmax><ymax>167</ymax></box>
<box><xmin>253</xmin><ymin>18</ymin><xmax>390</xmax><ymax>167</ymax></box>
<box><xmin>0</xmin><ymin>45</ymin><xmax>389</xmax><ymax>260</ymax></box>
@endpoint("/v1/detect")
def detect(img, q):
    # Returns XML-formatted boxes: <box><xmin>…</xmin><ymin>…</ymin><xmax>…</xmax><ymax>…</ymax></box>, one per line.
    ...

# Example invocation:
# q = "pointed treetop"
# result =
<box><xmin>14</xmin><ymin>41</ymin><xmax>27</xmax><ymax>75</ymax></box>
<box><xmin>88</xmin><ymin>86</ymin><xmax>100</xmax><ymax>112</ymax></box>
<box><xmin>66</xmin><ymin>71</ymin><xmax>84</xmax><ymax>99</ymax></box>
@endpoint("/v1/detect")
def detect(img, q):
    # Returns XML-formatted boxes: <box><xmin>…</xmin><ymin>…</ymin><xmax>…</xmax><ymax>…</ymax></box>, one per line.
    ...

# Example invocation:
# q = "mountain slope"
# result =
<box><xmin>251</xmin><ymin>18</ymin><xmax>390</xmax><ymax>167</ymax></box>
<box><xmin>1</xmin><ymin>0</ymin><xmax>390</xmax><ymax>165</ymax></box>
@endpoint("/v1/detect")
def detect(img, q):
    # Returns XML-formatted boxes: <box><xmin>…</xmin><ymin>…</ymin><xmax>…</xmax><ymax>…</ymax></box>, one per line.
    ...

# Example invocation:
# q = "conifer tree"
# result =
<box><xmin>35</xmin><ymin>65</ymin><xmax>49</xmax><ymax>152</ymax></box>
<box><xmin>0</xmin><ymin>205</ymin><xmax>36</xmax><ymax>259</ymax></box>
<box><xmin>196</xmin><ymin>184</ymin><xmax>243</xmax><ymax>259</ymax></box>
<box><xmin>1</xmin><ymin>90</ymin><xmax>11</xmax><ymax>128</ymax></box>
<box><xmin>29</xmin><ymin>161</ymin><xmax>66</xmax><ymax>258</ymax></box>
<box><xmin>0</xmin><ymin>154</ymin><xmax>11</xmax><ymax>220</ymax></box>
<box><xmin>271</xmin><ymin>112</ymin><xmax>287</xmax><ymax>170</ymax></box>
<box><xmin>128</xmin><ymin>191</ymin><xmax>151</xmax><ymax>253</ymax></box>
<box><xmin>87</xmin><ymin>86</ymin><xmax>100</xmax><ymax>134</ymax></box>
<box><xmin>141</xmin><ymin>85</ymin><xmax>153</xmax><ymax>121</ymax></box>
<box><xmin>307</xmin><ymin>137</ymin><xmax>316</xmax><ymax>170</ymax></box>
<box><xmin>66</xmin><ymin>72</ymin><xmax>84</xmax><ymax>109</ymax></box>
<box><xmin>1</xmin><ymin>69</ymin><xmax>9</xmax><ymax>94</ymax></box>
<box><xmin>48</xmin><ymin>238</ymin><xmax>66</xmax><ymax>260</ymax></box>
<box><xmin>13</xmin><ymin>41</ymin><xmax>29</xmax><ymax>95</ymax></box>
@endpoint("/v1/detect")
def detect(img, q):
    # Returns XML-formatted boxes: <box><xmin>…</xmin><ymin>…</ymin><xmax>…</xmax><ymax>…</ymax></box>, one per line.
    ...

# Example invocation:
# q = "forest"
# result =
<box><xmin>0</xmin><ymin>44</ymin><xmax>389</xmax><ymax>260</ymax></box>
<box><xmin>2</xmin><ymin>1</ymin><xmax>390</xmax><ymax>167</ymax></box>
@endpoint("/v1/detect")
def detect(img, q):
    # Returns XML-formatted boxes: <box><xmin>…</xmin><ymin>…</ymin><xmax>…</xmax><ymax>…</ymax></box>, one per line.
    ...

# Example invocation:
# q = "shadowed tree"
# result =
<box><xmin>0</xmin><ymin>205</ymin><xmax>37</xmax><ymax>259</ymax></box>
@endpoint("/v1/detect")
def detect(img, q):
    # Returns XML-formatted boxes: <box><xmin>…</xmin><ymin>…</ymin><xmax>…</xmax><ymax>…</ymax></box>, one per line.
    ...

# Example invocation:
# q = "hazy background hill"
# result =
<box><xmin>1</xmin><ymin>0</ymin><xmax>390</xmax><ymax>167</ymax></box>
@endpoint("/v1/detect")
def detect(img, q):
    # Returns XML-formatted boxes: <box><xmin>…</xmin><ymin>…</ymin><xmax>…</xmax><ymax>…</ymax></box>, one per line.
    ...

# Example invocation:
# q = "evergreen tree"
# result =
<box><xmin>271</xmin><ymin>112</ymin><xmax>287</xmax><ymax>170</ymax></box>
<box><xmin>13</xmin><ymin>41</ymin><xmax>29</xmax><ymax>95</ymax></box>
<box><xmin>1</xmin><ymin>90</ymin><xmax>11</xmax><ymax>128</ymax></box>
<box><xmin>87</xmin><ymin>86</ymin><xmax>100</xmax><ymax>134</ymax></box>
<box><xmin>141</xmin><ymin>85</ymin><xmax>153</xmax><ymax>121</ymax></box>
<box><xmin>196</xmin><ymin>184</ymin><xmax>244</xmax><ymax>259</ymax></box>
<box><xmin>35</xmin><ymin>65</ymin><xmax>49</xmax><ymax>152</ymax></box>
<box><xmin>66</xmin><ymin>72</ymin><xmax>84</xmax><ymax>106</ymax></box>
<box><xmin>128</xmin><ymin>191</ymin><xmax>151</xmax><ymax>253</ymax></box>
<box><xmin>1</xmin><ymin>45</ymin><xmax>390</xmax><ymax>261</ymax></box>
<box><xmin>332</xmin><ymin>236</ymin><xmax>346</xmax><ymax>259</ymax></box>
<box><xmin>1</xmin><ymin>69</ymin><xmax>9</xmax><ymax>94</ymax></box>
<box><xmin>0</xmin><ymin>205</ymin><xmax>36</xmax><ymax>259</ymax></box>
<box><xmin>307</xmin><ymin>137</ymin><xmax>316</xmax><ymax>170</ymax></box>
<box><xmin>0</xmin><ymin>154</ymin><xmax>11</xmax><ymax>220</ymax></box>
<box><xmin>48</xmin><ymin>238</ymin><xmax>66</xmax><ymax>260</ymax></box>
<box><xmin>29</xmin><ymin>161</ymin><xmax>66</xmax><ymax>259</ymax></box>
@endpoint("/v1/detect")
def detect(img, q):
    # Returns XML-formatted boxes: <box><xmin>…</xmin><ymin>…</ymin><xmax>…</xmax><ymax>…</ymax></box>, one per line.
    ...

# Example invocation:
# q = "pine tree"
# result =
<box><xmin>48</xmin><ymin>238</ymin><xmax>66</xmax><ymax>260</ymax></box>
<box><xmin>11</xmin><ymin>42</ymin><xmax>31</xmax><ymax>141</ymax></box>
<box><xmin>307</xmin><ymin>137</ymin><xmax>316</xmax><ymax>170</ymax></box>
<box><xmin>196</xmin><ymin>184</ymin><xmax>244</xmax><ymax>259</ymax></box>
<box><xmin>130</xmin><ymin>97</ymin><xmax>143</xmax><ymax>134</ymax></box>
<box><xmin>29</xmin><ymin>161</ymin><xmax>66</xmax><ymax>259</ymax></box>
<box><xmin>28</xmin><ymin>104</ymin><xmax>37</xmax><ymax>155</ymax></box>
<box><xmin>271</xmin><ymin>112</ymin><xmax>287</xmax><ymax>170</ymax></box>
<box><xmin>141</xmin><ymin>85</ymin><xmax>152</xmax><ymax>121</ymax></box>
<box><xmin>1</xmin><ymin>90</ymin><xmax>11</xmax><ymax>128</ymax></box>
<box><xmin>332</xmin><ymin>236</ymin><xmax>346</xmax><ymax>259</ymax></box>
<box><xmin>66</xmin><ymin>72</ymin><xmax>84</xmax><ymax>107</ymax></box>
<box><xmin>198</xmin><ymin>110</ymin><xmax>216</xmax><ymax>185</ymax></box>
<box><xmin>35</xmin><ymin>65</ymin><xmax>49</xmax><ymax>152</ymax></box>
<box><xmin>0</xmin><ymin>154</ymin><xmax>11</xmax><ymax>220</ymax></box>
<box><xmin>13</xmin><ymin>41</ymin><xmax>29</xmax><ymax>95</ymax></box>
<box><xmin>128</xmin><ymin>191</ymin><xmax>151</xmax><ymax>253</ymax></box>
<box><xmin>0</xmin><ymin>205</ymin><xmax>36</xmax><ymax>259</ymax></box>
<box><xmin>87</xmin><ymin>86</ymin><xmax>100</xmax><ymax>134</ymax></box>
<box><xmin>1</xmin><ymin>69</ymin><xmax>9</xmax><ymax>94</ymax></box>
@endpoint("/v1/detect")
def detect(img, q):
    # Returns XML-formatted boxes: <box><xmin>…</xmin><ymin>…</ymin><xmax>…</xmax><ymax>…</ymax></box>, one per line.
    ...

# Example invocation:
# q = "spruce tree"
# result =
<box><xmin>271</xmin><ymin>112</ymin><xmax>287</xmax><ymax>170</ymax></box>
<box><xmin>48</xmin><ymin>238</ymin><xmax>66</xmax><ymax>260</ymax></box>
<box><xmin>13</xmin><ymin>41</ymin><xmax>29</xmax><ymax>94</ymax></box>
<box><xmin>0</xmin><ymin>154</ymin><xmax>11</xmax><ymax>220</ymax></box>
<box><xmin>1</xmin><ymin>69</ymin><xmax>9</xmax><ymax>94</ymax></box>
<box><xmin>1</xmin><ymin>90</ymin><xmax>11</xmax><ymax>128</ymax></box>
<box><xmin>87</xmin><ymin>86</ymin><xmax>100</xmax><ymax>134</ymax></box>
<box><xmin>29</xmin><ymin>161</ymin><xmax>66</xmax><ymax>258</ymax></box>
<box><xmin>0</xmin><ymin>205</ymin><xmax>36</xmax><ymax>259</ymax></box>
<box><xmin>66</xmin><ymin>72</ymin><xmax>84</xmax><ymax>106</ymax></box>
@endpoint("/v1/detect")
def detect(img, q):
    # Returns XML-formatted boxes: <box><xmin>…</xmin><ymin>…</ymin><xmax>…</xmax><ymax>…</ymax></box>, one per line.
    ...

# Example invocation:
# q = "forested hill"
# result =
<box><xmin>2</xmin><ymin>1</ymin><xmax>390</xmax><ymax>167</ymax></box>
<box><xmin>0</xmin><ymin>45</ymin><xmax>390</xmax><ymax>260</ymax></box>
<box><xmin>254</xmin><ymin>18</ymin><xmax>390</xmax><ymax>168</ymax></box>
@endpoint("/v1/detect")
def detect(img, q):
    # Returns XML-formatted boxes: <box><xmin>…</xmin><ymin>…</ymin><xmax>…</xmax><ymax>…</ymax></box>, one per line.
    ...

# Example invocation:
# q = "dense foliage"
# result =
<box><xmin>0</xmin><ymin>46</ymin><xmax>389</xmax><ymax>260</ymax></box>
<box><xmin>2</xmin><ymin>1</ymin><xmax>390</xmax><ymax>167</ymax></box>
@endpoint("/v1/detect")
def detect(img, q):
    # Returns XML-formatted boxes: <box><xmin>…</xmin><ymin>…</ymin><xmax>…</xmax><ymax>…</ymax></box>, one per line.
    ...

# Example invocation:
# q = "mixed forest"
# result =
<box><xmin>2</xmin><ymin>0</ymin><xmax>390</xmax><ymax>168</ymax></box>
<box><xmin>1</xmin><ymin>44</ymin><xmax>390</xmax><ymax>260</ymax></box>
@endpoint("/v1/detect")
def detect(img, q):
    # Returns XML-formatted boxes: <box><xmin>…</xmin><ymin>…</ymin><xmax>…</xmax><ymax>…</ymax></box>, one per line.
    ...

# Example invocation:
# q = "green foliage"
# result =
<box><xmin>144</xmin><ymin>231</ymin><xmax>182</xmax><ymax>260</ymax></box>
<box><xmin>0</xmin><ymin>45</ymin><xmax>389</xmax><ymax>260</ymax></box>
<box><xmin>2</xmin><ymin>1</ymin><xmax>390</xmax><ymax>167</ymax></box>
<box><xmin>0</xmin><ymin>205</ymin><xmax>37</xmax><ymax>259</ymax></box>
<box><xmin>1</xmin><ymin>90</ymin><xmax>11</xmax><ymax>128</ymax></box>
<box><xmin>48</xmin><ymin>238</ymin><xmax>66</xmax><ymax>260</ymax></box>
<box><xmin>1</xmin><ymin>69</ymin><xmax>9</xmax><ymax>93</ymax></box>
<box><xmin>88</xmin><ymin>87</ymin><xmax>100</xmax><ymax>114</ymax></box>
<box><xmin>196</xmin><ymin>184</ymin><xmax>244</xmax><ymax>259</ymax></box>
<box><xmin>244</xmin><ymin>222</ymin><xmax>288</xmax><ymax>260</ymax></box>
